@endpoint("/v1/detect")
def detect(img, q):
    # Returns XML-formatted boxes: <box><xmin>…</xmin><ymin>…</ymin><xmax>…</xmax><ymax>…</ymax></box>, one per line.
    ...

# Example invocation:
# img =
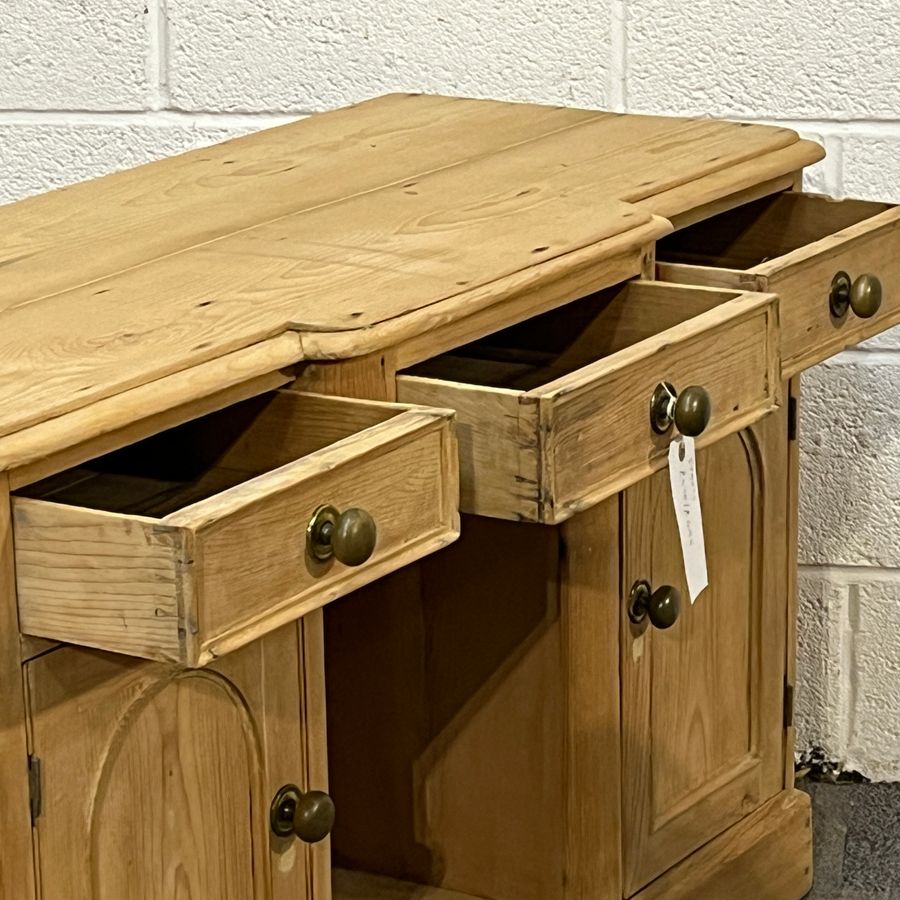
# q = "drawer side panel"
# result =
<box><xmin>397</xmin><ymin>376</ymin><xmax>541</xmax><ymax>522</ymax></box>
<box><xmin>13</xmin><ymin>500</ymin><xmax>187</xmax><ymax>663</ymax></box>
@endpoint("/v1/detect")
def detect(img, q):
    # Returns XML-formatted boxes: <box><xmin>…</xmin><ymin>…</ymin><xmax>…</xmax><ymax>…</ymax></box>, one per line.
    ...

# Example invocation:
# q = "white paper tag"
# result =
<box><xmin>668</xmin><ymin>436</ymin><xmax>708</xmax><ymax>603</ymax></box>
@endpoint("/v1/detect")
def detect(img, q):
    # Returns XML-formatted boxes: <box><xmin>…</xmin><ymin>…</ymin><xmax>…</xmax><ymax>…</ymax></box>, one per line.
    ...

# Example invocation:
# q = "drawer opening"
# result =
<box><xmin>13</xmin><ymin>388</ymin><xmax>458</xmax><ymax>666</ymax></box>
<box><xmin>402</xmin><ymin>280</ymin><xmax>740</xmax><ymax>391</ymax></box>
<box><xmin>16</xmin><ymin>390</ymin><xmax>400</xmax><ymax>516</ymax></box>
<box><xmin>397</xmin><ymin>279</ymin><xmax>777</xmax><ymax>523</ymax></box>
<box><xmin>657</xmin><ymin>192</ymin><xmax>894</xmax><ymax>270</ymax></box>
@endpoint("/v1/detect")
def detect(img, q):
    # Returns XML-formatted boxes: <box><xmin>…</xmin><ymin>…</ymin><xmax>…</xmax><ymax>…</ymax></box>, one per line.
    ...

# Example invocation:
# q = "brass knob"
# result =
<box><xmin>830</xmin><ymin>271</ymin><xmax>883</xmax><ymax>319</ymax></box>
<box><xmin>306</xmin><ymin>505</ymin><xmax>377</xmax><ymax>566</ymax></box>
<box><xmin>628</xmin><ymin>580</ymin><xmax>681</xmax><ymax>630</ymax></box>
<box><xmin>270</xmin><ymin>784</ymin><xmax>335</xmax><ymax>844</ymax></box>
<box><xmin>650</xmin><ymin>382</ymin><xmax>712</xmax><ymax>437</ymax></box>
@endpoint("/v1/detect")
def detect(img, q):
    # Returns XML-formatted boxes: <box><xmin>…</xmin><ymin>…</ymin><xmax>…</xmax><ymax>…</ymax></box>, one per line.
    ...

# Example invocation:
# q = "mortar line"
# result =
<box><xmin>799</xmin><ymin>562</ymin><xmax>900</xmax><ymax>578</ymax></box>
<box><xmin>842</xmin><ymin>583</ymin><xmax>861</xmax><ymax>756</ymax></box>
<box><xmin>608</xmin><ymin>0</ymin><xmax>627</xmax><ymax>111</ymax></box>
<box><xmin>821</xmin><ymin>133</ymin><xmax>843</xmax><ymax>197</ymax></box>
<box><xmin>147</xmin><ymin>0</ymin><xmax>172</xmax><ymax>111</ymax></box>
<box><xmin>0</xmin><ymin>109</ymin><xmax>306</xmax><ymax>128</ymax></box>
<box><xmin>831</xmin><ymin>132</ymin><xmax>846</xmax><ymax>197</ymax></box>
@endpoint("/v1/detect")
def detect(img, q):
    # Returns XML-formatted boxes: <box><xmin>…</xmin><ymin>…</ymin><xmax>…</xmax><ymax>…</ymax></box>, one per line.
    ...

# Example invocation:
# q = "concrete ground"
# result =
<box><xmin>801</xmin><ymin>781</ymin><xmax>900</xmax><ymax>899</ymax></box>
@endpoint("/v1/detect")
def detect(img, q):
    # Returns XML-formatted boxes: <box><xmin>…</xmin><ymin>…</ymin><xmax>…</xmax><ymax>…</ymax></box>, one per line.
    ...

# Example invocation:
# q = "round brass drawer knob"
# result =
<box><xmin>270</xmin><ymin>784</ymin><xmax>335</xmax><ymax>844</ymax></box>
<box><xmin>307</xmin><ymin>505</ymin><xmax>377</xmax><ymax>566</ymax></box>
<box><xmin>830</xmin><ymin>271</ymin><xmax>883</xmax><ymax>319</ymax></box>
<box><xmin>650</xmin><ymin>382</ymin><xmax>712</xmax><ymax>437</ymax></box>
<box><xmin>628</xmin><ymin>580</ymin><xmax>681</xmax><ymax>630</ymax></box>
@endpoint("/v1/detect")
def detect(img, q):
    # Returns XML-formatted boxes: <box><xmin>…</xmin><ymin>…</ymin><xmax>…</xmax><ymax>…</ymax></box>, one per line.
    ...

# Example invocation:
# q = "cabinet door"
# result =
<box><xmin>27</xmin><ymin>620</ymin><xmax>326</xmax><ymax>900</ymax></box>
<box><xmin>621</xmin><ymin>409</ymin><xmax>788</xmax><ymax>895</ymax></box>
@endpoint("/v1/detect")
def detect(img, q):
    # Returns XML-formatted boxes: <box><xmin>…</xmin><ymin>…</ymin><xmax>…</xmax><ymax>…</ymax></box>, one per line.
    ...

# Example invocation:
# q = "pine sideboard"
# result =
<box><xmin>1</xmin><ymin>93</ymin><xmax>897</xmax><ymax>899</ymax></box>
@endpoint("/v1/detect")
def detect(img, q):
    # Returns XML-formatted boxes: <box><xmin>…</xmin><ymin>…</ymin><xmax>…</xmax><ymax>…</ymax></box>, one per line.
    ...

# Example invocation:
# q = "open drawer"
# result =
<box><xmin>397</xmin><ymin>280</ymin><xmax>779</xmax><ymax>523</ymax></box>
<box><xmin>657</xmin><ymin>191</ymin><xmax>900</xmax><ymax>377</ymax></box>
<box><xmin>12</xmin><ymin>391</ymin><xmax>459</xmax><ymax>666</ymax></box>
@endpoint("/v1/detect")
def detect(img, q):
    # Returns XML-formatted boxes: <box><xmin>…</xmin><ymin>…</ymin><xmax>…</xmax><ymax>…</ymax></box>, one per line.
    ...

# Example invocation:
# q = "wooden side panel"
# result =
<box><xmin>13</xmin><ymin>502</ymin><xmax>187</xmax><ymax>663</ymax></box>
<box><xmin>785</xmin><ymin>378</ymin><xmax>801</xmax><ymax>787</ymax></box>
<box><xmin>300</xmin><ymin>610</ymin><xmax>333</xmax><ymax>900</ymax></box>
<box><xmin>620</xmin><ymin>411</ymin><xmax>788</xmax><ymax>894</ymax></box>
<box><xmin>396</xmin><ymin>377</ymin><xmax>540</xmax><ymax>521</ymax></box>
<box><xmin>633</xmin><ymin>790</ymin><xmax>812</xmax><ymax>900</ymax></box>
<box><xmin>542</xmin><ymin>293</ymin><xmax>779</xmax><ymax>522</ymax></box>
<box><xmin>187</xmin><ymin>413</ymin><xmax>460</xmax><ymax>664</ymax></box>
<box><xmin>415</xmin><ymin>519</ymin><xmax>565</xmax><ymax>900</ymax></box>
<box><xmin>560</xmin><ymin>497</ymin><xmax>622</xmax><ymax>899</ymax></box>
<box><xmin>0</xmin><ymin>477</ymin><xmax>36</xmax><ymax>900</ymax></box>
<box><xmin>328</xmin><ymin>517</ymin><xmax>569</xmax><ymax>900</ymax></box>
<box><xmin>27</xmin><ymin>623</ymin><xmax>311</xmax><ymax>900</ymax></box>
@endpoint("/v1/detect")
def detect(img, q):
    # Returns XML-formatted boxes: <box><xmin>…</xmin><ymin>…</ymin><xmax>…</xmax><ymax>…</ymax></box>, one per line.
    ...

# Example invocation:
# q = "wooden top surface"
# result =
<box><xmin>0</xmin><ymin>93</ymin><xmax>823</xmax><ymax>447</ymax></box>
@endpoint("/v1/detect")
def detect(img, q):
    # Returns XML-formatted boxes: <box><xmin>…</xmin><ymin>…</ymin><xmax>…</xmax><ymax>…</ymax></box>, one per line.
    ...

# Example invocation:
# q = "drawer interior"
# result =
<box><xmin>17</xmin><ymin>390</ymin><xmax>399</xmax><ymax>516</ymax></box>
<box><xmin>404</xmin><ymin>280</ymin><xmax>742</xmax><ymax>390</ymax></box>
<box><xmin>657</xmin><ymin>192</ymin><xmax>894</xmax><ymax>270</ymax></box>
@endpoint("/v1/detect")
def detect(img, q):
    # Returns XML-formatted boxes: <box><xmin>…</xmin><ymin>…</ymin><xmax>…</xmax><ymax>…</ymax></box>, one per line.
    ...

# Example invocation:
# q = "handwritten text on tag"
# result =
<box><xmin>668</xmin><ymin>436</ymin><xmax>708</xmax><ymax>603</ymax></box>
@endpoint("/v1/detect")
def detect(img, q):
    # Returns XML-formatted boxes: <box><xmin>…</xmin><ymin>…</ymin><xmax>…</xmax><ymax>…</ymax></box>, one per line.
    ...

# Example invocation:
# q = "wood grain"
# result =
<box><xmin>301</xmin><ymin>610</ymin><xmax>332</xmax><ymax>900</ymax></box>
<box><xmin>27</xmin><ymin>623</ymin><xmax>314</xmax><ymax>900</ymax></box>
<box><xmin>0</xmin><ymin>96</ymin><xmax>821</xmax><ymax>452</ymax></box>
<box><xmin>0</xmin><ymin>94</ymin><xmax>604</xmax><ymax>307</ymax></box>
<box><xmin>785</xmin><ymin>379</ymin><xmax>801</xmax><ymax>788</ymax></box>
<box><xmin>399</xmin><ymin>282</ymin><xmax>778</xmax><ymax>523</ymax></box>
<box><xmin>327</xmin><ymin>504</ymin><xmax>622</xmax><ymax>900</ymax></box>
<box><xmin>559</xmin><ymin>497</ymin><xmax>622</xmax><ymax>899</ymax></box>
<box><xmin>658</xmin><ymin>192</ymin><xmax>900</xmax><ymax>377</ymax></box>
<box><xmin>13</xmin><ymin>502</ymin><xmax>187</xmax><ymax>663</ymax></box>
<box><xmin>0</xmin><ymin>475</ymin><xmax>37</xmax><ymax>900</ymax></box>
<box><xmin>5</xmin><ymin>332</ymin><xmax>302</xmax><ymax>488</ymax></box>
<box><xmin>620</xmin><ymin>410</ymin><xmax>788</xmax><ymax>894</ymax></box>
<box><xmin>13</xmin><ymin>395</ymin><xmax>459</xmax><ymax>665</ymax></box>
<box><xmin>633</xmin><ymin>789</ymin><xmax>812</xmax><ymax>900</ymax></box>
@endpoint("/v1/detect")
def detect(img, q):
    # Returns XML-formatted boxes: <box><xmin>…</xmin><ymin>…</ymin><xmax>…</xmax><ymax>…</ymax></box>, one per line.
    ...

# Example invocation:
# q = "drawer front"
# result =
<box><xmin>13</xmin><ymin>398</ymin><xmax>459</xmax><ymax>666</ymax></box>
<box><xmin>399</xmin><ymin>284</ymin><xmax>779</xmax><ymax>524</ymax></box>
<box><xmin>657</xmin><ymin>194</ymin><xmax>900</xmax><ymax>377</ymax></box>
<box><xmin>537</xmin><ymin>292</ymin><xmax>779</xmax><ymax>521</ymax></box>
<box><xmin>763</xmin><ymin>207</ymin><xmax>900</xmax><ymax>376</ymax></box>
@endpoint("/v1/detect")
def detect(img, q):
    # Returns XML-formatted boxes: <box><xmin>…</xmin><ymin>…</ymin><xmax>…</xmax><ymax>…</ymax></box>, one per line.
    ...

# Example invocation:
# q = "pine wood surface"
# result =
<box><xmin>398</xmin><ymin>281</ymin><xmax>779</xmax><ymax>522</ymax></box>
<box><xmin>620</xmin><ymin>409</ymin><xmax>788</xmax><ymax>894</ymax></box>
<box><xmin>26</xmin><ymin>622</ymin><xmax>317</xmax><ymax>900</ymax></box>
<box><xmin>0</xmin><ymin>94</ymin><xmax>822</xmax><ymax>463</ymax></box>
<box><xmin>657</xmin><ymin>192</ymin><xmax>900</xmax><ymax>377</ymax></box>
<box><xmin>0</xmin><ymin>478</ymin><xmax>36</xmax><ymax>900</ymax></box>
<box><xmin>632</xmin><ymin>789</ymin><xmax>812</xmax><ymax>900</ymax></box>
<box><xmin>13</xmin><ymin>392</ymin><xmax>459</xmax><ymax>665</ymax></box>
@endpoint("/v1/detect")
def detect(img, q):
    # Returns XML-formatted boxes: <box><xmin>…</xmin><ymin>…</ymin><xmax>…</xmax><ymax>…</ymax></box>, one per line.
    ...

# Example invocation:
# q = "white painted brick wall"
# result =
<box><xmin>2</xmin><ymin>0</ymin><xmax>898</xmax><ymax>778</ymax></box>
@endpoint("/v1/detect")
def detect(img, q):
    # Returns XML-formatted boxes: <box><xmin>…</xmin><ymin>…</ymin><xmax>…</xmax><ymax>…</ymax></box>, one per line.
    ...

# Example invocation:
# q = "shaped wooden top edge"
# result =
<box><xmin>0</xmin><ymin>96</ymin><xmax>821</xmax><ymax>449</ymax></box>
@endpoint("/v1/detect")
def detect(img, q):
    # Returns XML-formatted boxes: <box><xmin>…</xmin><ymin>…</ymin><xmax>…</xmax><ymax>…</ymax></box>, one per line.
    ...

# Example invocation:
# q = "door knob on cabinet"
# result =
<box><xmin>628</xmin><ymin>580</ymin><xmax>681</xmax><ymax>629</ymax></box>
<box><xmin>306</xmin><ymin>504</ymin><xmax>377</xmax><ymax>566</ymax></box>
<box><xmin>830</xmin><ymin>271</ymin><xmax>883</xmax><ymax>319</ymax></box>
<box><xmin>650</xmin><ymin>382</ymin><xmax>712</xmax><ymax>437</ymax></box>
<box><xmin>270</xmin><ymin>784</ymin><xmax>336</xmax><ymax>844</ymax></box>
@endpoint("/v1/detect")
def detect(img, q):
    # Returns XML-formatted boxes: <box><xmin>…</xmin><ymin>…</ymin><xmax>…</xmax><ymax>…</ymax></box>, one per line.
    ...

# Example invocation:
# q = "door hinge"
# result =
<box><xmin>28</xmin><ymin>754</ymin><xmax>41</xmax><ymax>823</ymax></box>
<box><xmin>783</xmin><ymin>681</ymin><xmax>795</xmax><ymax>729</ymax></box>
<box><xmin>787</xmin><ymin>395</ymin><xmax>798</xmax><ymax>442</ymax></box>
